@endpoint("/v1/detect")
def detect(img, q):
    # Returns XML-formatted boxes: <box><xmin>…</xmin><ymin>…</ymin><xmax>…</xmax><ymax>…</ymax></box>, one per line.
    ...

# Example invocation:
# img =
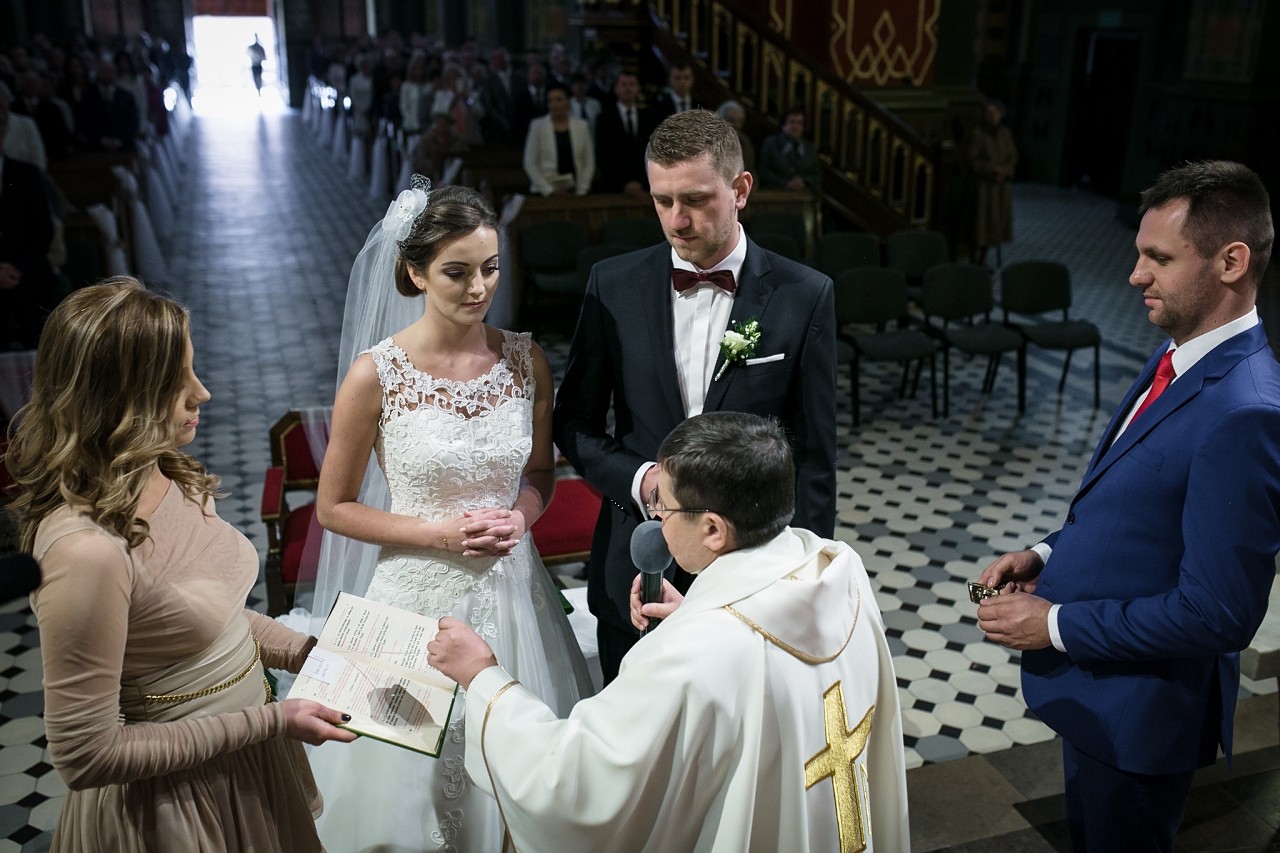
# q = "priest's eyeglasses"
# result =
<box><xmin>646</xmin><ymin>487</ymin><xmax>713</xmax><ymax>521</ymax></box>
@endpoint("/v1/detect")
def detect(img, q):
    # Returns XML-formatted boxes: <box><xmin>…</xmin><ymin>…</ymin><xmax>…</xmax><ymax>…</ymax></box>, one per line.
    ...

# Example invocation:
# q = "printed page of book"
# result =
<box><xmin>287</xmin><ymin>592</ymin><xmax>458</xmax><ymax>756</ymax></box>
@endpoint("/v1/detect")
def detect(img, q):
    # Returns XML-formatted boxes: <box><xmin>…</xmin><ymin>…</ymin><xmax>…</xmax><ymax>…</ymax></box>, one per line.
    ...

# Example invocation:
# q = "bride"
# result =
<box><xmin>305</xmin><ymin>177</ymin><xmax>593</xmax><ymax>851</ymax></box>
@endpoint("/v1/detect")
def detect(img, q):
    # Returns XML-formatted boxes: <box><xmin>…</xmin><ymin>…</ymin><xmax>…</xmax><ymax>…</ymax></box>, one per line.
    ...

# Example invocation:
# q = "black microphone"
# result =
<box><xmin>0</xmin><ymin>554</ymin><xmax>42</xmax><ymax>605</ymax></box>
<box><xmin>630</xmin><ymin>520</ymin><xmax>672</xmax><ymax>634</ymax></box>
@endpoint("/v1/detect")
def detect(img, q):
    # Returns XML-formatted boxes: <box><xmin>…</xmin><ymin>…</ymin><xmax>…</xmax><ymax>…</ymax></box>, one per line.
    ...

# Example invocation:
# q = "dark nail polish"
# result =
<box><xmin>341</xmin><ymin>713</ymin><xmax>352</xmax><ymax>722</ymax></box>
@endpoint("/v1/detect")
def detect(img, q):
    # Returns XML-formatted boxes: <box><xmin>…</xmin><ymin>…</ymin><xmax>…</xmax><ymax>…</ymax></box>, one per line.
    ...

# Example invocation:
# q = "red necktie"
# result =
<box><xmin>1131</xmin><ymin>350</ymin><xmax>1176</xmax><ymax>422</ymax></box>
<box><xmin>671</xmin><ymin>268</ymin><xmax>736</xmax><ymax>294</ymax></box>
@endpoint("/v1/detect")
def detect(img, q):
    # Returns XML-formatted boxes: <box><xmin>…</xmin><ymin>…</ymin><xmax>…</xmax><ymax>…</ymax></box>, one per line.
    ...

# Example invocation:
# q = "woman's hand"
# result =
<box><xmin>456</xmin><ymin>508</ymin><xmax>526</xmax><ymax>557</ymax></box>
<box><xmin>280</xmin><ymin>699</ymin><xmax>359</xmax><ymax>746</ymax></box>
<box><xmin>425</xmin><ymin>510</ymin><xmax>525</xmax><ymax>558</ymax></box>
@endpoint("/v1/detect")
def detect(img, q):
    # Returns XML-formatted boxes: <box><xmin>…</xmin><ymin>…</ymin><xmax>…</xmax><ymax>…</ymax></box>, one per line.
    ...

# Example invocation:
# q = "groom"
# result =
<box><xmin>553</xmin><ymin>109</ymin><xmax>836</xmax><ymax>682</ymax></box>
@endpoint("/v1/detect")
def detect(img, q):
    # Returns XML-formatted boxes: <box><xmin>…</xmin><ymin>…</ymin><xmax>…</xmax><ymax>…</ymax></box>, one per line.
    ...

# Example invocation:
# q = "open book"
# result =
<box><xmin>287</xmin><ymin>592</ymin><xmax>459</xmax><ymax>756</ymax></box>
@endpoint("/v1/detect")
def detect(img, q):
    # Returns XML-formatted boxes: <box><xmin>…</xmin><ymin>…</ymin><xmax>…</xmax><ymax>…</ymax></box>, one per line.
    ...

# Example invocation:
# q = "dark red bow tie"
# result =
<box><xmin>671</xmin><ymin>268</ymin><xmax>737</xmax><ymax>294</ymax></box>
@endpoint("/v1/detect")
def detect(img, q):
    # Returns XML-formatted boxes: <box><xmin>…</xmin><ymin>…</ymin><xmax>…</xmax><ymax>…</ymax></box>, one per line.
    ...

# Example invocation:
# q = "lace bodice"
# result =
<box><xmin>368</xmin><ymin>331</ymin><xmax>535</xmax><ymax>520</ymax></box>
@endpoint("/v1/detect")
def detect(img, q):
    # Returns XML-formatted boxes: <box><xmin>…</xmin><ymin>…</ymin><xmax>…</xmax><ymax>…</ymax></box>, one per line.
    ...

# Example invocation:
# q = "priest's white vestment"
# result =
<box><xmin>463</xmin><ymin>527</ymin><xmax>910</xmax><ymax>852</ymax></box>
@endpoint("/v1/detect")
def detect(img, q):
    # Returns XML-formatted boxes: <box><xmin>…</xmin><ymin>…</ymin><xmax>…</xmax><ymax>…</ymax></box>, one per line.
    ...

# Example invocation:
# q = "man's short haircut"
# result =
<box><xmin>1140</xmin><ymin>160</ymin><xmax>1274</xmax><ymax>286</ymax></box>
<box><xmin>646</xmin><ymin>109</ymin><xmax>744</xmax><ymax>184</ymax></box>
<box><xmin>668</xmin><ymin>59</ymin><xmax>692</xmax><ymax>74</ymax></box>
<box><xmin>657</xmin><ymin>412</ymin><xmax>795</xmax><ymax>549</ymax></box>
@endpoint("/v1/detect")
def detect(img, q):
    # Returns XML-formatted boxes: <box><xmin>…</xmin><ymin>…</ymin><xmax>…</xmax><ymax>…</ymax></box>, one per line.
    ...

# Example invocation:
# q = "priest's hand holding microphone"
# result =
<box><xmin>628</xmin><ymin>520</ymin><xmax>683</xmax><ymax>633</ymax></box>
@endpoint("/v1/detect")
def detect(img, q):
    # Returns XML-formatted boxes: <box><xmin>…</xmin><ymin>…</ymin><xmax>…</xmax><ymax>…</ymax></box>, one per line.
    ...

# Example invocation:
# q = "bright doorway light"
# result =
<box><xmin>190</xmin><ymin>15</ymin><xmax>286</xmax><ymax>115</ymax></box>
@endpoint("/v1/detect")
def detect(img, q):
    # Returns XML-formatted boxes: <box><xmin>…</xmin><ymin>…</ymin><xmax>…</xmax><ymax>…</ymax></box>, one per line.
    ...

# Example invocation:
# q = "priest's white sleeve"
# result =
<box><xmin>463</xmin><ymin>649</ymin><xmax>719</xmax><ymax>852</ymax></box>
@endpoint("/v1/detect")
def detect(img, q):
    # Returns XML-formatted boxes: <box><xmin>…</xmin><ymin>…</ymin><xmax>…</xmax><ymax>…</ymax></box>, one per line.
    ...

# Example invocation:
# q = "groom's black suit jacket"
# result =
<box><xmin>553</xmin><ymin>237</ymin><xmax>837</xmax><ymax>633</ymax></box>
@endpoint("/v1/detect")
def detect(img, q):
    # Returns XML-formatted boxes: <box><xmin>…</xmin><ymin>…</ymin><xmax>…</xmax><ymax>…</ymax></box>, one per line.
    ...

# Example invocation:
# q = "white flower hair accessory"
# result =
<box><xmin>382</xmin><ymin>174</ymin><xmax>433</xmax><ymax>244</ymax></box>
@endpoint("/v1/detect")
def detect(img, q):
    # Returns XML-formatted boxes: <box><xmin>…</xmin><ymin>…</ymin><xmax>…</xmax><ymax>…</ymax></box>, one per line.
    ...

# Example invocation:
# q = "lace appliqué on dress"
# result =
<box><xmin>363</xmin><ymin>331</ymin><xmax>536</xmax><ymax>639</ymax></box>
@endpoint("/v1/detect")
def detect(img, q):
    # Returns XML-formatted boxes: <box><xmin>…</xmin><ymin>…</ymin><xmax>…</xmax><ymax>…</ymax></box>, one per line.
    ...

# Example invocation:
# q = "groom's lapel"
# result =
<box><xmin>637</xmin><ymin>245</ymin><xmax>687</xmax><ymax>424</ymax></box>
<box><xmin>704</xmin><ymin>237</ymin><xmax>775</xmax><ymax>412</ymax></box>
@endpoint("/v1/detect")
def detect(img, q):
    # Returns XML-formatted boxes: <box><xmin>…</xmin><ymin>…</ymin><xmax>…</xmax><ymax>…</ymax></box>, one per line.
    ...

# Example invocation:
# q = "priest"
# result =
<box><xmin>428</xmin><ymin>412</ymin><xmax>909</xmax><ymax>852</ymax></box>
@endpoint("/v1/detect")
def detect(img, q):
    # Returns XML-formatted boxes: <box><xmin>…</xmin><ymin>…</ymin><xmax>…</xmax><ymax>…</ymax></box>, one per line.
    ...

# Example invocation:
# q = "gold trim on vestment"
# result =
<box><xmin>723</xmin><ymin>575</ymin><xmax>860</xmax><ymax>664</ymax></box>
<box><xmin>482</xmin><ymin>678</ymin><xmax>521</xmax><ymax>853</ymax></box>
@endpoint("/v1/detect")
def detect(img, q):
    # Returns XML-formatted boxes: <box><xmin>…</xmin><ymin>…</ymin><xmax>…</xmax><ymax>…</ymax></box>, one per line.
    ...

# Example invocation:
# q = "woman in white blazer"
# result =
<box><xmin>522</xmin><ymin>82</ymin><xmax>595</xmax><ymax>196</ymax></box>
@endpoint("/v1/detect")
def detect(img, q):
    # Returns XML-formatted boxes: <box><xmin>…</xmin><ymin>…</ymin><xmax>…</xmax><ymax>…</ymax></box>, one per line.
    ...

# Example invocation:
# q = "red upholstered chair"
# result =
<box><xmin>532</xmin><ymin>475</ymin><xmax>602</xmax><ymax>569</ymax></box>
<box><xmin>261</xmin><ymin>412</ymin><xmax>323</xmax><ymax>615</ymax></box>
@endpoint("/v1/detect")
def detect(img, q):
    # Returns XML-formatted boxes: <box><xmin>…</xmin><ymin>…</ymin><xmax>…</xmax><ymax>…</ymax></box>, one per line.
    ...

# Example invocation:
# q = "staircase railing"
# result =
<box><xmin>647</xmin><ymin>0</ymin><xmax>943</xmax><ymax>233</ymax></box>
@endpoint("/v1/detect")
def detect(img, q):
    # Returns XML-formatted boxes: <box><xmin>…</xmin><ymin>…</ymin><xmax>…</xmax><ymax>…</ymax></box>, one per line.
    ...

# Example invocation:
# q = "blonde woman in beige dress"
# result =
<box><xmin>8</xmin><ymin>278</ymin><xmax>357</xmax><ymax>852</ymax></box>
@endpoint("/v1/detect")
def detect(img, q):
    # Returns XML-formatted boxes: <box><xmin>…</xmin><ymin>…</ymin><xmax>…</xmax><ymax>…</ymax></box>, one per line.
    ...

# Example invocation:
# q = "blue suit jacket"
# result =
<box><xmin>1022</xmin><ymin>323</ymin><xmax>1280</xmax><ymax>774</ymax></box>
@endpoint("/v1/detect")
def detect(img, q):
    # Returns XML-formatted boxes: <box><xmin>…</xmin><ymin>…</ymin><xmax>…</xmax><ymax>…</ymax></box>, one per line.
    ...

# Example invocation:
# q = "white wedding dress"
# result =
<box><xmin>309</xmin><ymin>331</ymin><xmax>593</xmax><ymax>852</ymax></box>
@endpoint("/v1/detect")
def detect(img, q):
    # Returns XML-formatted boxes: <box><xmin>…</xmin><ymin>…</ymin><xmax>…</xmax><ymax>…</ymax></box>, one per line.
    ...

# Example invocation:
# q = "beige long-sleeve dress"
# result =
<box><xmin>31</xmin><ymin>481</ymin><xmax>323</xmax><ymax>852</ymax></box>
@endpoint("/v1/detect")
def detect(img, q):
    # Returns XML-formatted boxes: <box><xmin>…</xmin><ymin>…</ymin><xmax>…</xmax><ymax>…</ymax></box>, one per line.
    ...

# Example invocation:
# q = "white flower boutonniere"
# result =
<box><xmin>715</xmin><ymin>318</ymin><xmax>762</xmax><ymax>381</ymax></box>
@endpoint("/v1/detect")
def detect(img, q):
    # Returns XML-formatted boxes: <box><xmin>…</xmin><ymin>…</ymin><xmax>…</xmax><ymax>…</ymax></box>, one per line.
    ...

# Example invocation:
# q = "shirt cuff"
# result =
<box><xmin>631</xmin><ymin>462</ymin><xmax>656</xmax><ymax>515</ymax></box>
<box><xmin>1047</xmin><ymin>604</ymin><xmax>1065</xmax><ymax>652</ymax></box>
<box><xmin>1031</xmin><ymin>542</ymin><xmax>1053</xmax><ymax>566</ymax></box>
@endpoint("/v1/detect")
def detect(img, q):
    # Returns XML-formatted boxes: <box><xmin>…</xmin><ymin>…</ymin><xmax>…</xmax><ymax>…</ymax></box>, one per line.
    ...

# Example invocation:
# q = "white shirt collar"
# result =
<box><xmin>670</xmin><ymin>223</ymin><xmax>747</xmax><ymax>283</ymax></box>
<box><xmin>1166</xmin><ymin>307</ymin><xmax>1258</xmax><ymax>377</ymax></box>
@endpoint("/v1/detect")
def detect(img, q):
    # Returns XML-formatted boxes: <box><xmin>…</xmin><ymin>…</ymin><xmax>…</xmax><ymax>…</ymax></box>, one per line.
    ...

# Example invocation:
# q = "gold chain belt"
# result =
<box><xmin>144</xmin><ymin>637</ymin><xmax>271</xmax><ymax>704</ymax></box>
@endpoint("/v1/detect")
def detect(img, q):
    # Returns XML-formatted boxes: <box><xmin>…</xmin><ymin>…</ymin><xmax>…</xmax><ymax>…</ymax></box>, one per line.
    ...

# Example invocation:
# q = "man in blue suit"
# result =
<box><xmin>977</xmin><ymin>160</ymin><xmax>1280</xmax><ymax>850</ymax></box>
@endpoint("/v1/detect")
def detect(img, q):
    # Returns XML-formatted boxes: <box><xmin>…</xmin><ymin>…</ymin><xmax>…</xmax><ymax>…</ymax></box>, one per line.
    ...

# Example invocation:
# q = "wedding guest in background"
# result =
<box><xmin>428</xmin><ymin>412</ymin><xmax>909</xmax><ymax>852</ymax></box>
<box><xmin>12</xmin><ymin>70</ymin><xmax>69</xmax><ymax>159</ymax></box>
<box><xmin>592</xmin><ymin>71</ymin><xmax>651</xmax><ymax>196</ymax></box>
<box><xmin>0</xmin><ymin>95</ymin><xmax>57</xmax><ymax>350</ymax></box>
<box><xmin>247</xmin><ymin>35</ymin><xmax>267</xmax><ymax>96</ymax></box>
<box><xmin>758</xmin><ymin>109</ymin><xmax>819</xmax><ymax>191</ymax></box>
<box><xmin>10</xmin><ymin>279</ymin><xmax>356</xmax><ymax>852</ymax></box>
<box><xmin>653</xmin><ymin>60</ymin><xmax>697</xmax><ymax>119</ymax></box>
<box><xmin>411</xmin><ymin>111</ymin><xmax>467</xmax><ymax>185</ymax></box>
<box><xmin>58</xmin><ymin>53</ymin><xmax>99</xmax><ymax>150</ymax></box>
<box><xmin>523</xmin><ymin>81</ymin><xmax>594</xmax><ymax>196</ymax></box>
<box><xmin>554</xmin><ymin>109</ymin><xmax>837</xmax><ymax>682</ymax></box>
<box><xmin>87</xmin><ymin>58</ymin><xmax>138</xmax><ymax>152</ymax></box>
<box><xmin>398</xmin><ymin>51</ymin><xmax>430</xmax><ymax>139</ymax></box>
<box><xmin>967</xmin><ymin>97</ymin><xmax>1017</xmax><ymax>265</ymax></box>
<box><xmin>1</xmin><ymin>82</ymin><xmax>49</xmax><ymax>170</ymax></box>
<box><xmin>478</xmin><ymin>46</ymin><xmax>514</xmax><ymax>143</ymax></box>
<box><xmin>511</xmin><ymin>56</ymin><xmax>547</xmax><ymax>145</ymax></box>
<box><xmin>716</xmin><ymin>99</ymin><xmax>755</xmax><ymax>174</ymax></box>
<box><xmin>568</xmin><ymin>72</ymin><xmax>602</xmax><ymax>141</ymax></box>
<box><xmin>347</xmin><ymin>53</ymin><xmax>376</xmax><ymax>145</ymax></box>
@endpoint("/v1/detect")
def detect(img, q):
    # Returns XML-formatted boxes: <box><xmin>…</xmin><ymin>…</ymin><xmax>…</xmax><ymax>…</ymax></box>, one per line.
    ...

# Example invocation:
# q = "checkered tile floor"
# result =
<box><xmin>1</xmin><ymin>98</ymin><xmax>1273</xmax><ymax>850</ymax></box>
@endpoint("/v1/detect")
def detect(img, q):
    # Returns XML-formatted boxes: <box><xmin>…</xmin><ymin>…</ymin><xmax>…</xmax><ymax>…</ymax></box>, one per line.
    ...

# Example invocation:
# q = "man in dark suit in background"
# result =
<box><xmin>86</xmin><ymin>58</ymin><xmax>138</xmax><ymax>152</ymax></box>
<box><xmin>592</xmin><ymin>72</ymin><xmax>652</xmax><ymax>196</ymax></box>
<box><xmin>510</xmin><ymin>59</ymin><xmax>546</xmax><ymax>149</ymax></box>
<box><xmin>758</xmin><ymin>109</ymin><xmax>820</xmax><ymax>191</ymax></box>
<box><xmin>478</xmin><ymin>47</ymin><xmax>514</xmax><ymax>144</ymax></box>
<box><xmin>554</xmin><ymin>109</ymin><xmax>837</xmax><ymax>682</ymax></box>
<box><xmin>977</xmin><ymin>160</ymin><xmax>1280</xmax><ymax>851</ymax></box>
<box><xmin>652</xmin><ymin>61</ymin><xmax>697</xmax><ymax>121</ymax></box>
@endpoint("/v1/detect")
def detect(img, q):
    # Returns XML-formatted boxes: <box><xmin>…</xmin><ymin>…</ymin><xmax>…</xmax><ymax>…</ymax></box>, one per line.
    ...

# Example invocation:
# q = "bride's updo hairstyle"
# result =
<box><xmin>9</xmin><ymin>277</ymin><xmax>221</xmax><ymax>552</ymax></box>
<box><xmin>393</xmin><ymin>185</ymin><xmax>498</xmax><ymax>297</ymax></box>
